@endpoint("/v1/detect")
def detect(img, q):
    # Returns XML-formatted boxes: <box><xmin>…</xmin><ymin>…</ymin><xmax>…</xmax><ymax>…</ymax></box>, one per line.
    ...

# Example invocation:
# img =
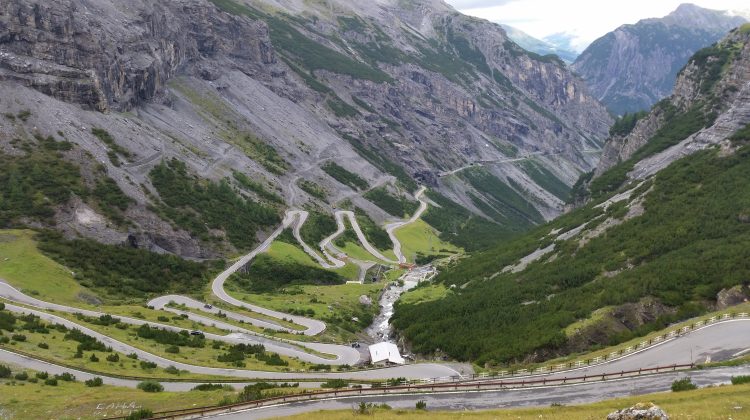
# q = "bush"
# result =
<box><xmin>731</xmin><ymin>375</ymin><xmax>750</xmax><ymax>385</ymax></box>
<box><xmin>192</xmin><ymin>383</ymin><xmax>226</xmax><ymax>391</ymax></box>
<box><xmin>0</xmin><ymin>364</ymin><xmax>11</xmax><ymax>378</ymax></box>
<box><xmin>14</xmin><ymin>372</ymin><xmax>28</xmax><ymax>381</ymax></box>
<box><xmin>35</xmin><ymin>371</ymin><xmax>49</xmax><ymax>380</ymax></box>
<box><xmin>106</xmin><ymin>353</ymin><xmax>119</xmax><ymax>362</ymax></box>
<box><xmin>165</xmin><ymin>345</ymin><xmax>180</xmax><ymax>354</ymax></box>
<box><xmin>55</xmin><ymin>372</ymin><xmax>76</xmax><ymax>382</ymax></box>
<box><xmin>164</xmin><ymin>365</ymin><xmax>180</xmax><ymax>375</ymax></box>
<box><xmin>11</xmin><ymin>334</ymin><xmax>26</xmax><ymax>342</ymax></box>
<box><xmin>37</xmin><ymin>342</ymin><xmax>49</xmax><ymax>349</ymax></box>
<box><xmin>140</xmin><ymin>361</ymin><xmax>157</xmax><ymax>370</ymax></box>
<box><xmin>90</xmin><ymin>353</ymin><xmax>100</xmax><ymax>362</ymax></box>
<box><xmin>125</xmin><ymin>409</ymin><xmax>154</xmax><ymax>420</ymax></box>
<box><xmin>137</xmin><ymin>380</ymin><xmax>164</xmax><ymax>393</ymax></box>
<box><xmin>415</xmin><ymin>400</ymin><xmax>427</xmax><ymax>410</ymax></box>
<box><xmin>127</xmin><ymin>353</ymin><xmax>139</xmax><ymax>360</ymax></box>
<box><xmin>44</xmin><ymin>378</ymin><xmax>58</xmax><ymax>386</ymax></box>
<box><xmin>85</xmin><ymin>377</ymin><xmax>104</xmax><ymax>387</ymax></box>
<box><xmin>671</xmin><ymin>378</ymin><xmax>698</xmax><ymax>392</ymax></box>
<box><xmin>321</xmin><ymin>379</ymin><xmax>348</xmax><ymax>389</ymax></box>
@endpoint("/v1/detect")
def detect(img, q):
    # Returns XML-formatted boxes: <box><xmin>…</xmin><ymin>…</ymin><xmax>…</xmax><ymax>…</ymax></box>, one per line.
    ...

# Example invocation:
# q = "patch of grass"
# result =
<box><xmin>0</xmin><ymin>375</ymin><xmax>232</xmax><ymax>420</ymax></box>
<box><xmin>392</xmin><ymin>219</ymin><xmax>461</xmax><ymax>263</ymax></box>
<box><xmin>400</xmin><ymin>283</ymin><xmax>449</xmax><ymax>306</ymax></box>
<box><xmin>326</xmin><ymin>98</ymin><xmax>360</xmax><ymax>118</ymax></box>
<box><xmin>0</xmin><ymin>230</ymin><xmax>92</xmax><ymax>307</ymax></box>
<box><xmin>281</xmin><ymin>383</ymin><xmax>750</xmax><ymax>420</ymax></box>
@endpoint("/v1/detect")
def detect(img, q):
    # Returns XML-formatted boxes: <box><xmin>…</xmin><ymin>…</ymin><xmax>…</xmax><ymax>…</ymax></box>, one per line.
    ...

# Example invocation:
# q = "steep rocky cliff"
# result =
<box><xmin>573</xmin><ymin>4</ymin><xmax>746</xmax><ymax>116</ymax></box>
<box><xmin>591</xmin><ymin>24</ymin><xmax>750</xmax><ymax>186</ymax></box>
<box><xmin>0</xmin><ymin>0</ymin><xmax>610</xmax><ymax>256</ymax></box>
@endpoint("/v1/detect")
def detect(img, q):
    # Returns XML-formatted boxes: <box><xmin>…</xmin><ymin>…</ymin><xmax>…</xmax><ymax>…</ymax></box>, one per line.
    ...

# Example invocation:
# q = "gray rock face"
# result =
<box><xmin>573</xmin><ymin>4</ymin><xmax>746</xmax><ymax>115</ymax></box>
<box><xmin>594</xmin><ymin>26</ymin><xmax>750</xmax><ymax>179</ymax></box>
<box><xmin>0</xmin><ymin>0</ymin><xmax>611</xmax><ymax>257</ymax></box>
<box><xmin>607</xmin><ymin>402</ymin><xmax>669</xmax><ymax>420</ymax></box>
<box><xmin>0</xmin><ymin>0</ymin><xmax>274</xmax><ymax>111</ymax></box>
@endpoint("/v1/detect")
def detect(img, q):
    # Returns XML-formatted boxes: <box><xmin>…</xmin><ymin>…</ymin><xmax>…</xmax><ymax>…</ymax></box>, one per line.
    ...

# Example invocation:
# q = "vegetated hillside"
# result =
<box><xmin>391</xmin><ymin>27</ymin><xmax>750</xmax><ymax>366</ymax></box>
<box><xmin>0</xmin><ymin>0</ymin><xmax>609</xmax><ymax>260</ymax></box>
<box><xmin>573</xmin><ymin>4</ymin><xmax>746</xmax><ymax>116</ymax></box>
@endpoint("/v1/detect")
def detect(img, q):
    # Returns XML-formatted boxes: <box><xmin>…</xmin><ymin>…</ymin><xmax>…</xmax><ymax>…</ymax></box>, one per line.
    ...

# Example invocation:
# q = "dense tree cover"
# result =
<box><xmin>393</xmin><ymin>145</ymin><xmax>750</xmax><ymax>365</ymax></box>
<box><xmin>354</xmin><ymin>208</ymin><xmax>392</xmax><ymax>251</ymax></box>
<box><xmin>217</xmin><ymin>343</ymin><xmax>287</xmax><ymax>367</ymax></box>
<box><xmin>321</xmin><ymin>162</ymin><xmax>369</xmax><ymax>191</ymax></box>
<box><xmin>461</xmin><ymin>168</ymin><xmax>544</xmax><ymax>225</ymax></box>
<box><xmin>36</xmin><ymin>231</ymin><xmax>215</xmax><ymax>300</ymax></box>
<box><xmin>516</xmin><ymin>160</ymin><xmax>571</xmax><ymax>201</ymax></box>
<box><xmin>150</xmin><ymin>159</ymin><xmax>279</xmax><ymax>250</ymax></box>
<box><xmin>65</xmin><ymin>328</ymin><xmax>110</xmax><ymax>352</ymax></box>
<box><xmin>299</xmin><ymin>211</ymin><xmax>337</xmax><ymax>246</ymax></box>
<box><xmin>0</xmin><ymin>135</ymin><xmax>133</xmax><ymax>228</ymax></box>
<box><xmin>609</xmin><ymin>111</ymin><xmax>649</xmax><ymax>136</ymax></box>
<box><xmin>230</xmin><ymin>254</ymin><xmax>345</xmax><ymax>293</ymax></box>
<box><xmin>0</xmin><ymin>144</ymin><xmax>86</xmax><ymax>227</ymax></box>
<box><xmin>421</xmin><ymin>191</ymin><xmax>523</xmax><ymax>251</ymax></box>
<box><xmin>136</xmin><ymin>325</ymin><xmax>205</xmax><ymax>348</ymax></box>
<box><xmin>364</xmin><ymin>187</ymin><xmax>419</xmax><ymax>217</ymax></box>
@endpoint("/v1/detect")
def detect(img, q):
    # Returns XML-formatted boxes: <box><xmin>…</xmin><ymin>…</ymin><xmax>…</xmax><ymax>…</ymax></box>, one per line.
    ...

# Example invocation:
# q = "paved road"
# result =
<box><xmin>385</xmin><ymin>186</ymin><xmax>428</xmax><ymax>263</ymax></box>
<box><xmin>218</xmin><ymin>365</ymin><xmax>750</xmax><ymax>419</ymax></box>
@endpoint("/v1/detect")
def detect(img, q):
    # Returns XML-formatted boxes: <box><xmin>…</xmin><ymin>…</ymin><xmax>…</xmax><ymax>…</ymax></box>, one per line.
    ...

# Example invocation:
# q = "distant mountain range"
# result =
<box><xmin>572</xmin><ymin>3</ymin><xmax>747</xmax><ymax>115</ymax></box>
<box><xmin>500</xmin><ymin>24</ymin><xmax>578</xmax><ymax>63</ymax></box>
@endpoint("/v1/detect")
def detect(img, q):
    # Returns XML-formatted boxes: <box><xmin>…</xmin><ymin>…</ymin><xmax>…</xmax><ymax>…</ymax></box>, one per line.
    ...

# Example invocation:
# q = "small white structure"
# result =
<box><xmin>368</xmin><ymin>342</ymin><xmax>405</xmax><ymax>365</ymax></box>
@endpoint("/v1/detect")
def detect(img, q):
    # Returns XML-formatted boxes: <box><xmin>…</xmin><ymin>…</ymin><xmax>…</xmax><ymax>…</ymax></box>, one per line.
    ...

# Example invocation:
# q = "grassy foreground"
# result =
<box><xmin>392</xmin><ymin>219</ymin><xmax>461</xmax><ymax>263</ymax></box>
<box><xmin>281</xmin><ymin>382</ymin><xmax>750</xmax><ymax>419</ymax></box>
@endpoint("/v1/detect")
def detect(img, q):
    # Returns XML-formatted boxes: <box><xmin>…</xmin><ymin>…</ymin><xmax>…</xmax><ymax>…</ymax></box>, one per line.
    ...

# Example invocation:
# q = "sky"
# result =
<box><xmin>444</xmin><ymin>0</ymin><xmax>750</xmax><ymax>52</ymax></box>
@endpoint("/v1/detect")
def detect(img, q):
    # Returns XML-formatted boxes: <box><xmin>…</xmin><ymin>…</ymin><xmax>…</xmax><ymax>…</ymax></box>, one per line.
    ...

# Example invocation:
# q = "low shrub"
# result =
<box><xmin>671</xmin><ymin>377</ymin><xmax>698</xmax><ymax>392</ymax></box>
<box><xmin>137</xmin><ymin>380</ymin><xmax>164</xmax><ymax>393</ymax></box>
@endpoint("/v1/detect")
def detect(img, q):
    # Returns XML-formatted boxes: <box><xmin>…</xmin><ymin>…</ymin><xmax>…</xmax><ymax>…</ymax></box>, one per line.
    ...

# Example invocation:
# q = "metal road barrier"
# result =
<box><xmin>114</xmin><ymin>364</ymin><xmax>694</xmax><ymax>420</ymax></box>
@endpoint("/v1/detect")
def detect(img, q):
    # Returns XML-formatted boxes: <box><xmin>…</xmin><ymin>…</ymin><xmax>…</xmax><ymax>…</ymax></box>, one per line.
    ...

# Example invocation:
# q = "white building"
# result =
<box><xmin>368</xmin><ymin>342</ymin><xmax>405</xmax><ymax>365</ymax></box>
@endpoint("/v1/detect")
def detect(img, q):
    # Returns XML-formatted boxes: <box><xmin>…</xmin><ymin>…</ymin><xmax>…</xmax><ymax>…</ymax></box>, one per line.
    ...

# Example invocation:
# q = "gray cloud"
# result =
<box><xmin>444</xmin><ymin>0</ymin><xmax>519</xmax><ymax>9</ymax></box>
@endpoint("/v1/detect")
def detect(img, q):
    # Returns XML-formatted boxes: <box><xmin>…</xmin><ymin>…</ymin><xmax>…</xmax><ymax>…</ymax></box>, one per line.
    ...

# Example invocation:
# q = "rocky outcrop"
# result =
<box><xmin>0</xmin><ymin>0</ymin><xmax>275</xmax><ymax>112</ymax></box>
<box><xmin>608</xmin><ymin>403</ymin><xmax>669</xmax><ymax>420</ymax></box>
<box><xmin>717</xmin><ymin>285</ymin><xmax>750</xmax><ymax>310</ymax></box>
<box><xmin>594</xmin><ymin>25</ymin><xmax>750</xmax><ymax>178</ymax></box>
<box><xmin>573</xmin><ymin>4</ymin><xmax>746</xmax><ymax>115</ymax></box>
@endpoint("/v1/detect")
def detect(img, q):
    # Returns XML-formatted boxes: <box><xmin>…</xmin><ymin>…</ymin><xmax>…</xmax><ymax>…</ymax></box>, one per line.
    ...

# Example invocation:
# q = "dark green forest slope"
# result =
<box><xmin>392</xmin><ymin>140</ymin><xmax>750</xmax><ymax>365</ymax></box>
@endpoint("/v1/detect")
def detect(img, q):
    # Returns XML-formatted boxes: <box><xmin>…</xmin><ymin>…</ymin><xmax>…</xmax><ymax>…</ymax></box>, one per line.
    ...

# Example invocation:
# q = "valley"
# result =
<box><xmin>1</xmin><ymin>0</ymin><xmax>750</xmax><ymax>419</ymax></box>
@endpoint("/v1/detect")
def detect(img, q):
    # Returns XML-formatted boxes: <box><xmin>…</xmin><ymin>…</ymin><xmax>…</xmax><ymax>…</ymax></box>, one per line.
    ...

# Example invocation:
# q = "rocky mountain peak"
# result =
<box><xmin>573</xmin><ymin>3</ymin><xmax>747</xmax><ymax>115</ymax></box>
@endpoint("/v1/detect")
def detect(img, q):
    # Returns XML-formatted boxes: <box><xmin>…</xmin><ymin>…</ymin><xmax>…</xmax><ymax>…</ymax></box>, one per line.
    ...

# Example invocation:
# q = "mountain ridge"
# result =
<box><xmin>572</xmin><ymin>3</ymin><xmax>746</xmax><ymax>116</ymax></box>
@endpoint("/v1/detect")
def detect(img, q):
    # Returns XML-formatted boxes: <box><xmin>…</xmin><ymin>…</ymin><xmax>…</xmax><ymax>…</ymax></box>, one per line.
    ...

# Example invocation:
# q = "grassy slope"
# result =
<box><xmin>0</xmin><ymin>230</ymin><xmax>93</xmax><ymax>307</ymax></box>
<box><xmin>392</xmin><ymin>219</ymin><xmax>461</xmax><ymax>263</ymax></box>
<box><xmin>283</xmin><ymin>382</ymin><xmax>750</xmax><ymax>420</ymax></box>
<box><xmin>0</xmin><ymin>379</ymin><xmax>232</xmax><ymax>420</ymax></box>
<box><xmin>393</xmin><ymin>144</ymin><xmax>750</xmax><ymax>365</ymax></box>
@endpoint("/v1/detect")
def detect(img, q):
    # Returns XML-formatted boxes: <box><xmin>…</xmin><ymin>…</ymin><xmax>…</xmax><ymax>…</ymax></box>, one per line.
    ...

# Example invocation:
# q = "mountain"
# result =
<box><xmin>500</xmin><ymin>24</ymin><xmax>578</xmax><ymax>63</ymax></box>
<box><xmin>572</xmin><ymin>3</ymin><xmax>747</xmax><ymax>116</ymax></box>
<box><xmin>392</xmin><ymin>24</ymin><xmax>750</xmax><ymax>366</ymax></box>
<box><xmin>0</xmin><ymin>0</ymin><xmax>610</xmax><ymax>258</ymax></box>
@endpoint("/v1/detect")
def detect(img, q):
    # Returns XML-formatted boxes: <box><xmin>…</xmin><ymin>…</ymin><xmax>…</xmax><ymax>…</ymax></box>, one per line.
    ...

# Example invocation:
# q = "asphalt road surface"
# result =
<box><xmin>209</xmin><ymin>365</ymin><xmax>750</xmax><ymax>419</ymax></box>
